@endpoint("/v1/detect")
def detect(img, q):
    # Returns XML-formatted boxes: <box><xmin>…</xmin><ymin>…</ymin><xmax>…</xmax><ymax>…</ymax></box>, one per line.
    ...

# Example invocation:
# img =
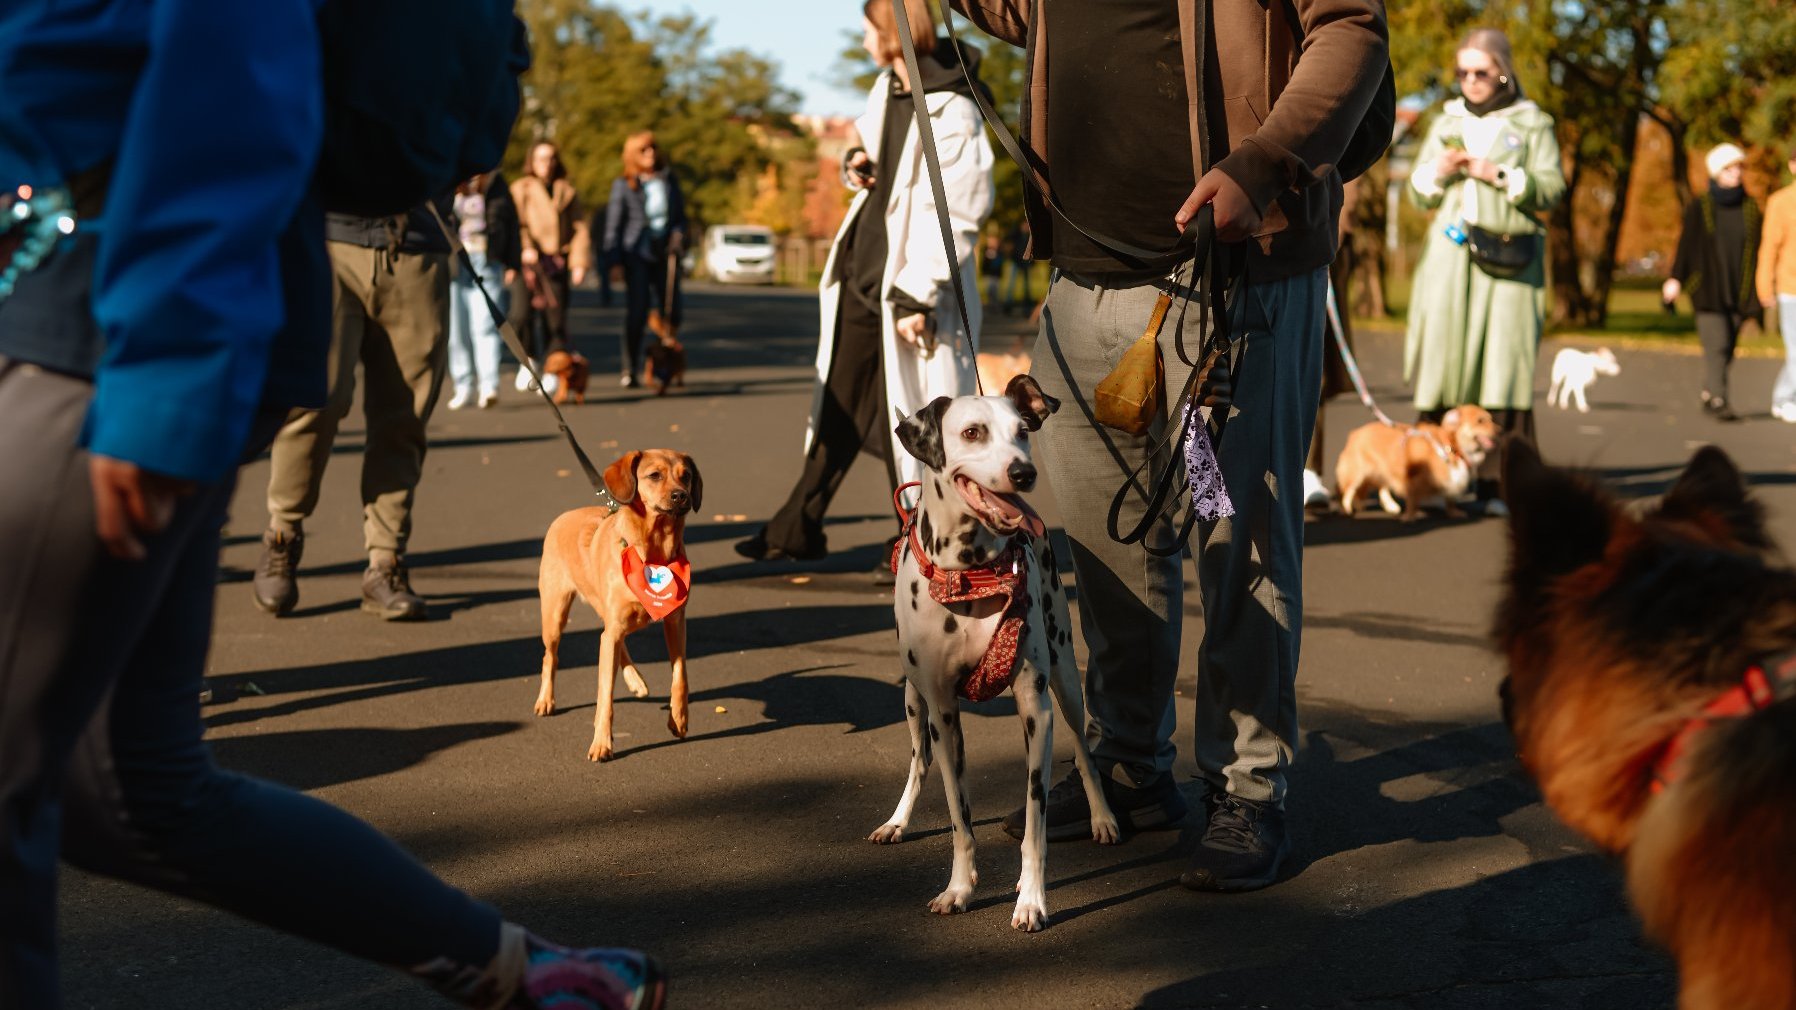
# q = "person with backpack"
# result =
<box><xmin>1404</xmin><ymin>29</ymin><xmax>1564</xmax><ymax>506</ymax></box>
<box><xmin>0</xmin><ymin>5</ymin><xmax>664</xmax><ymax>1008</ymax></box>
<box><xmin>949</xmin><ymin>0</ymin><xmax>1388</xmax><ymax>893</ymax></box>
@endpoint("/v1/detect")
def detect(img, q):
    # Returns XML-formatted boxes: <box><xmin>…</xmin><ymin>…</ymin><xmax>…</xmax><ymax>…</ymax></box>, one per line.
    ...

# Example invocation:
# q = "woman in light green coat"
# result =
<box><xmin>1404</xmin><ymin>28</ymin><xmax>1565</xmax><ymax>508</ymax></box>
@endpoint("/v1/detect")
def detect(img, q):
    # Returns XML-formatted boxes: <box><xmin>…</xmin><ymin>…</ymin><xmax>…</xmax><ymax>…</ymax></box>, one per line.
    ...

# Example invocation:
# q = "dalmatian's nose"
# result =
<box><xmin>1008</xmin><ymin>461</ymin><xmax>1037</xmax><ymax>492</ymax></box>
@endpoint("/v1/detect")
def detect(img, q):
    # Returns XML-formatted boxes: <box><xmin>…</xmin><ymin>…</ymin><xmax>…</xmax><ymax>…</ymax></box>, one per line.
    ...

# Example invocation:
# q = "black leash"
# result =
<box><xmin>428</xmin><ymin>203</ymin><xmax>623</xmax><ymax>512</ymax></box>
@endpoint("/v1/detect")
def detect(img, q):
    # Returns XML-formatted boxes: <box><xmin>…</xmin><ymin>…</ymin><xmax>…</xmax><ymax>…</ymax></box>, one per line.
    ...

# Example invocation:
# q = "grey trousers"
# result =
<box><xmin>266</xmin><ymin>243</ymin><xmax>450</xmax><ymax>553</ymax></box>
<box><xmin>1032</xmin><ymin>267</ymin><xmax>1325</xmax><ymax>806</ymax></box>
<box><xmin>1695</xmin><ymin>310</ymin><xmax>1745</xmax><ymax>403</ymax></box>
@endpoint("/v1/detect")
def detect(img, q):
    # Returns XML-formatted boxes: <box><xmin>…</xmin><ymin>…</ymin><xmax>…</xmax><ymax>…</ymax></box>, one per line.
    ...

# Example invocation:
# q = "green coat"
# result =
<box><xmin>1403</xmin><ymin>99</ymin><xmax>1565</xmax><ymax>411</ymax></box>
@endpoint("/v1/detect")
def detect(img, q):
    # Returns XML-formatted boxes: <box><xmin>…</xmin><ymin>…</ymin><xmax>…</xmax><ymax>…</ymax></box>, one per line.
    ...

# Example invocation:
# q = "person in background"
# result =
<box><xmin>0</xmin><ymin>4</ymin><xmax>663</xmax><ymax>1008</ymax></box>
<box><xmin>1754</xmin><ymin>145</ymin><xmax>1796</xmax><ymax>423</ymax></box>
<box><xmin>1666</xmin><ymin>142</ymin><xmax>1761</xmax><ymax>422</ymax></box>
<box><xmin>447</xmin><ymin>170</ymin><xmax>522</xmax><ymax>410</ymax></box>
<box><xmin>735</xmin><ymin>0</ymin><xmax>993</xmax><ymax>563</ymax></box>
<box><xmin>604</xmin><ymin>131</ymin><xmax>689</xmax><ymax>389</ymax></box>
<box><xmin>1404</xmin><ymin>27</ymin><xmax>1564</xmax><ymax>511</ymax></box>
<box><xmin>253</xmin><ymin>200</ymin><xmax>455</xmax><ymax>621</ymax></box>
<box><xmin>510</xmin><ymin>141</ymin><xmax>591</xmax><ymax>395</ymax></box>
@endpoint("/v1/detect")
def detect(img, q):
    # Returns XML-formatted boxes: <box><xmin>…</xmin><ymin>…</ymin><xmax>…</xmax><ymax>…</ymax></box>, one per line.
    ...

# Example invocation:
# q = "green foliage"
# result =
<box><xmin>508</xmin><ymin>1</ymin><xmax>806</xmax><ymax>233</ymax></box>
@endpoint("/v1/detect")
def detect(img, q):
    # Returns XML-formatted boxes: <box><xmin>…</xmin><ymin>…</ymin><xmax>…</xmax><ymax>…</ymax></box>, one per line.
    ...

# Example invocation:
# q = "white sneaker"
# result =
<box><xmin>1482</xmin><ymin>498</ymin><xmax>1511</xmax><ymax>518</ymax></box>
<box><xmin>478</xmin><ymin>391</ymin><xmax>498</xmax><ymax>410</ymax></box>
<box><xmin>1302</xmin><ymin>468</ymin><xmax>1331</xmax><ymax>510</ymax></box>
<box><xmin>515</xmin><ymin>365</ymin><xmax>538</xmax><ymax>393</ymax></box>
<box><xmin>541</xmin><ymin>373</ymin><xmax>560</xmax><ymax>397</ymax></box>
<box><xmin>1774</xmin><ymin>403</ymin><xmax>1796</xmax><ymax>423</ymax></box>
<box><xmin>447</xmin><ymin>388</ymin><xmax>473</xmax><ymax>411</ymax></box>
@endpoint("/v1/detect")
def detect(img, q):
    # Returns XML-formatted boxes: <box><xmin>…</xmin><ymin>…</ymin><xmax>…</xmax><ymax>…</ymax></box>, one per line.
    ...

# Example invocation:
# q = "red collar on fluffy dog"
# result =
<box><xmin>890</xmin><ymin>482</ymin><xmax>1030</xmax><ymax>703</ymax></box>
<box><xmin>1651</xmin><ymin>651</ymin><xmax>1796</xmax><ymax>793</ymax></box>
<box><xmin>621</xmin><ymin>547</ymin><xmax>690</xmax><ymax>621</ymax></box>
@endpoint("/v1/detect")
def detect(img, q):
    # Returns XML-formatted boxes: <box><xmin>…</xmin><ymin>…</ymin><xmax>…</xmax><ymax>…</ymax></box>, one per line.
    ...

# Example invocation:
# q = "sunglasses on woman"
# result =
<box><xmin>1455</xmin><ymin>67</ymin><xmax>1498</xmax><ymax>82</ymax></box>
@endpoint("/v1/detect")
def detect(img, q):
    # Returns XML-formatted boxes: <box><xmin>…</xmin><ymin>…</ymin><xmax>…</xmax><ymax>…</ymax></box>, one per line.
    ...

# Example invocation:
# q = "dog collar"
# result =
<box><xmin>890</xmin><ymin>482</ymin><xmax>1031</xmax><ymax>702</ymax></box>
<box><xmin>620</xmin><ymin>546</ymin><xmax>690</xmax><ymax>621</ymax></box>
<box><xmin>1650</xmin><ymin>649</ymin><xmax>1796</xmax><ymax>793</ymax></box>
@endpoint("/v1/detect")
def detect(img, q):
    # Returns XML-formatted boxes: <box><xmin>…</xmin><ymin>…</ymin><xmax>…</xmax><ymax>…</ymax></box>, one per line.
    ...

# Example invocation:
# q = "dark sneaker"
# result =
<box><xmin>1179</xmin><ymin>792</ymin><xmax>1290</xmax><ymax>893</ymax></box>
<box><xmin>1002</xmin><ymin>767</ymin><xmax>1189</xmax><ymax>842</ymax></box>
<box><xmin>732</xmin><ymin>532</ymin><xmax>826</xmax><ymax>562</ymax></box>
<box><xmin>507</xmin><ymin>934</ymin><xmax>666</xmax><ymax>1010</ymax></box>
<box><xmin>362</xmin><ymin>559</ymin><xmax>428</xmax><ymax>621</ymax></box>
<box><xmin>252</xmin><ymin>529</ymin><xmax>303</xmax><ymax>615</ymax></box>
<box><xmin>1701</xmin><ymin>392</ymin><xmax>1741</xmax><ymax>422</ymax></box>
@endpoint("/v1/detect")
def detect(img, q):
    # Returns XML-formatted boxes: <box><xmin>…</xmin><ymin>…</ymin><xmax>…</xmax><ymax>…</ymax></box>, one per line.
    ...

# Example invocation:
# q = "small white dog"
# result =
<box><xmin>1547</xmin><ymin>346</ymin><xmax>1620</xmax><ymax>413</ymax></box>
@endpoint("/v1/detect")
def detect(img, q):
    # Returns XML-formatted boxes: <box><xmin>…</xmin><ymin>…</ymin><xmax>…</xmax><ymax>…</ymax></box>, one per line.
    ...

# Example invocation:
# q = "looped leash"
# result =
<box><xmin>427</xmin><ymin>203</ymin><xmax>623</xmax><ymax>512</ymax></box>
<box><xmin>1324</xmin><ymin>280</ymin><xmax>1398</xmax><ymax>428</ymax></box>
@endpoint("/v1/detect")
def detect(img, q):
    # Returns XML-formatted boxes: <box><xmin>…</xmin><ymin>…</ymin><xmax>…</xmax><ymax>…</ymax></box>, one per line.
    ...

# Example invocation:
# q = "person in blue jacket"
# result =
<box><xmin>0</xmin><ymin>4</ymin><xmax>662</xmax><ymax>1009</ymax></box>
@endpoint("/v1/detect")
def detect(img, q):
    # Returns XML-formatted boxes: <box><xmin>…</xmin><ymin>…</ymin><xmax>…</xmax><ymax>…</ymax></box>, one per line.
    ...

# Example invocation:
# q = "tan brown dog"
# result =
<box><xmin>1496</xmin><ymin>442</ymin><xmax>1796</xmax><ymax>1009</ymax></box>
<box><xmin>1334</xmin><ymin>405</ymin><xmax>1500</xmax><ymax>520</ymax></box>
<box><xmin>534</xmin><ymin>450</ymin><xmax>701</xmax><ymax>761</ymax></box>
<box><xmin>642</xmin><ymin>312</ymin><xmax>686</xmax><ymax>395</ymax></box>
<box><xmin>542</xmin><ymin>349</ymin><xmax>590</xmax><ymax>405</ymax></box>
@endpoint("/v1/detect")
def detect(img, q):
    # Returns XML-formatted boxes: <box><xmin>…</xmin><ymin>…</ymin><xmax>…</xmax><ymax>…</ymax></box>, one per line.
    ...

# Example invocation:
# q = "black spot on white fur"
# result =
<box><xmin>1029</xmin><ymin>777</ymin><xmax>1045</xmax><ymax>801</ymax></box>
<box><xmin>906</xmin><ymin>649</ymin><xmax>916</xmax><ymax>667</ymax></box>
<box><xmin>929</xmin><ymin>723</ymin><xmax>940</xmax><ymax>743</ymax></box>
<box><xmin>1025</xmin><ymin>716</ymin><xmax>1036</xmax><ymax>739</ymax></box>
<box><xmin>943</xmin><ymin>614</ymin><xmax>957</xmax><ymax>633</ymax></box>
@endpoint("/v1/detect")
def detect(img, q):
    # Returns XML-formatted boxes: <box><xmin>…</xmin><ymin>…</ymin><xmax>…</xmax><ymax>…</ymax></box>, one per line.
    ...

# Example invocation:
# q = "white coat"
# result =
<box><xmin>806</xmin><ymin>68</ymin><xmax>995</xmax><ymax>489</ymax></box>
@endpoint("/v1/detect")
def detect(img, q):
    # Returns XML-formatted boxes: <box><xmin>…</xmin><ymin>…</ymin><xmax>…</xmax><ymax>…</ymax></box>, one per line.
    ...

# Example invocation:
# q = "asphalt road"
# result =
<box><xmin>58</xmin><ymin>282</ymin><xmax>1796</xmax><ymax>1009</ymax></box>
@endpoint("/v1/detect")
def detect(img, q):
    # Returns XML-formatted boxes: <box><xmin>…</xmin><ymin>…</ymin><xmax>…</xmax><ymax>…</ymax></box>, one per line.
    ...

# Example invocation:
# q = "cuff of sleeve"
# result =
<box><xmin>888</xmin><ymin>287</ymin><xmax>933</xmax><ymax>317</ymax></box>
<box><xmin>1411</xmin><ymin>164</ymin><xmax>1445</xmax><ymax>198</ymax></box>
<box><xmin>1502</xmin><ymin>168</ymin><xmax>1530</xmax><ymax>203</ymax></box>
<box><xmin>83</xmin><ymin>379</ymin><xmax>254</xmax><ymax>483</ymax></box>
<box><xmin>1215</xmin><ymin>142</ymin><xmax>1295</xmax><ymax>217</ymax></box>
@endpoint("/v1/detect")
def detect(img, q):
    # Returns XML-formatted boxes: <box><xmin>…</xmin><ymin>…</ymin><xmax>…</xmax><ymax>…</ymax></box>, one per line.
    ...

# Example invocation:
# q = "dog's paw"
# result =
<box><xmin>667</xmin><ymin>712</ymin><xmax>688</xmax><ymax>738</ymax></box>
<box><xmin>533</xmin><ymin>696</ymin><xmax>556</xmax><ymax>717</ymax></box>
<box><xmin>587</xmin><ymin>741</ymin><xmax>614</xmax><ymax>762</ymax></box>
<box><xmin>1091</xmin><ymin>816</ymin><xmax>1122</xmax><ymax>845</ymax></box>
<box><xmin>928</xmin><ymin>887</ymin><xmax>972</xmax><ymax>916</ymax></box>
<box><xmin>1011</xmin><ymin>897</ymin><xmax>1049</xmax><ymax>932</ymax></box>
<box><xmin>622</xmin><ymin>667</ymin><xmax>650</xmax><ymax>699</ymax></box>
<box><xmin>869</xmin><ymin>823</ymin><xmax>905</xmax><ymax>844</ymax></box>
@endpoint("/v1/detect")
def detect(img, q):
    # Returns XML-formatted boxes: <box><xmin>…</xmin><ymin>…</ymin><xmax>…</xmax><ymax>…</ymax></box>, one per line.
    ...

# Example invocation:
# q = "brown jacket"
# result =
<box><xmin>949</xmin><ymin>0</ymin><xmax>1388</xmax><ymax>280</ymax></box>
<box><xmin>510</xmin><ymin>175</ymin><xmax>593</xmax><ymax>274</ymax></box>
<box><xmin>1757</xmin><ymin>183</ymin><xmax>1796</xmax><ymax>304</ymax></box>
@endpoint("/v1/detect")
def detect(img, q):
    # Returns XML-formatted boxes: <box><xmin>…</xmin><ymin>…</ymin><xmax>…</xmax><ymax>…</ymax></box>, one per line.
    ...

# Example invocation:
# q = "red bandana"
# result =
<box><xmin>890</xmin><ymin>493</ymin><xmax>1031</xmax><ymax>702</ymax></box>
<box><xmin>1651</xmin><ymin>651</ymin><xmax>1796</xmax><ymax>792</ymax></box>
<box><xmin>621</xmin><ymin>547</ymin><xmax>691</xmax><ymax>621</ymax></box>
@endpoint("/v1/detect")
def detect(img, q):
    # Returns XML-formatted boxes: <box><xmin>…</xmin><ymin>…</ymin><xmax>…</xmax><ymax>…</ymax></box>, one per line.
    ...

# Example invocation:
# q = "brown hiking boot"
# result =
<box><xmin>252</xmin><ymin>529</ymin><xmax>303</xmax><ymax>615</ymax></box>
<box><xmin>361</xmin><ymin>558</ymin><xmax>427</xmax><ymax>621</ymax></box>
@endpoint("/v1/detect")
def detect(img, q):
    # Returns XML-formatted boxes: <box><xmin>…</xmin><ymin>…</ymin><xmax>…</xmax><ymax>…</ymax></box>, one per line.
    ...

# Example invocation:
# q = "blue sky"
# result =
<box><xmin>635</xmin><ymin>0</ymin><xmax>869</xmax><ymax>116</ymax></box>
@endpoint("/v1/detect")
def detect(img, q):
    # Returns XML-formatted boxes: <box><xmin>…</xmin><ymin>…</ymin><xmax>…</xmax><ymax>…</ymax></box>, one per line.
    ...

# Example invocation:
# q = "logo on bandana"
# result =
<box><xmin>621</xmin><ymin>548</ymin><xmax>690</xmax><ymax>621</ymax></box>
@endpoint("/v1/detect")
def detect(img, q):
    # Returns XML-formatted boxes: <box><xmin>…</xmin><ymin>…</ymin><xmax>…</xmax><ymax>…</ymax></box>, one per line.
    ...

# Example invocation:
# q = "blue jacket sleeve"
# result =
<box><xmin>87</xmin><ymin>0</ymin><xmax>323</xmax><ymax>481</ymax></box>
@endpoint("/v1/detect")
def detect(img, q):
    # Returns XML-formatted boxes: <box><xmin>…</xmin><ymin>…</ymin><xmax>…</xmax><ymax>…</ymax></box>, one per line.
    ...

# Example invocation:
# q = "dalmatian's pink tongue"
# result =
<box><xmin>954</xmin><ymin>476</ymin><xmax>1046</xmax><ymax>538</ymax></box>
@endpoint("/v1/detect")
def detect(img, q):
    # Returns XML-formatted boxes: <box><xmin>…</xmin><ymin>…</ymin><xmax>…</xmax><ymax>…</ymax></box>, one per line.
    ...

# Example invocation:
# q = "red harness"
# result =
<box><xmin>890</xmin><ymin>482</ymin><xmax>1031</xmax><ymax>702</ymax></box>
<box><xmin>1650</xmin><ymin>650</ymin><xmax>1796</xmax><ymax>793</ymax></box>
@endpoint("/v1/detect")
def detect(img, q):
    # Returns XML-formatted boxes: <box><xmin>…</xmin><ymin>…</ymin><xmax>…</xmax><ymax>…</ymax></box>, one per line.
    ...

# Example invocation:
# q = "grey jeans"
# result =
<box><xmin>1032</xmin><ymin>267</ymin><xmax>1326</xmax><ymax>806</ymax></box>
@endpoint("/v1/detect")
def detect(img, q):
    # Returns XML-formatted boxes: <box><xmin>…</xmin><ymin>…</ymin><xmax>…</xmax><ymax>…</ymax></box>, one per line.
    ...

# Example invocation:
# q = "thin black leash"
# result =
<box><xmin>428</xmin><ymin>203</ymin><xmax>623</xmax><ymax>512</ymax></box>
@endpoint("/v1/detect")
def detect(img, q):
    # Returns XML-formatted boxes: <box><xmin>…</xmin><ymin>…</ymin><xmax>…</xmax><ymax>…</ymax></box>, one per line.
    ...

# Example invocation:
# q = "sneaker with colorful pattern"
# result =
<box><xmin>509</xmin><ymin>934</ymin><xmax>666</xmax><ymax>1010</ymax></box>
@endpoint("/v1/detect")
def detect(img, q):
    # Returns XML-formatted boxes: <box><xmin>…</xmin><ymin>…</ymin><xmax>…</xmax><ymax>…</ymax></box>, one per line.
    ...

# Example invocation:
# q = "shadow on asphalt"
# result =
<box><xmin>209</xmin><ymin>721</ymin><xmax>522</xmax><ymax>792</ymax></box>
<box><xmin>1591</xmin><ymin>462</ymin><xmax>1796</xmax><ymax>500</ymax></box>
<box><xmin>1137</xmin><ymin>854</ymin><xmax>1674</xmax><ymax>1008</ymax></box>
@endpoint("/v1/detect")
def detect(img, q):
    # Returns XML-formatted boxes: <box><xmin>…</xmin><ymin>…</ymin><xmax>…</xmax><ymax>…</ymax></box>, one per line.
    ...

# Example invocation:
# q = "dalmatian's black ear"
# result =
<box><xmin>1005</xmin><ymin>374</ymin><xmax>1060</xmax><ymax>431</ymax></box>
<box><xmin>895</xmin><ymin>397</ymin><xmax>952</xmax><ymax>471</ymax></box>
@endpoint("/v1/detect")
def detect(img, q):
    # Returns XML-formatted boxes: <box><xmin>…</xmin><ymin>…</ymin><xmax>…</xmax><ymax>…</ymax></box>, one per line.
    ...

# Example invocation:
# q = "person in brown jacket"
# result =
<box><xmin>509</xmin><ymin>141</ymin><xmax>592</xmax><ymax>393</ymax></box>
<box><xmin>1757</xmin><ymin>145</ymin><xmax>1796</xmax><ymax>423</ymax></box>
<box><xmin>951</xmin><ymin>0</ymin><xmax>1387</xmax><ymax>893</ymax></box>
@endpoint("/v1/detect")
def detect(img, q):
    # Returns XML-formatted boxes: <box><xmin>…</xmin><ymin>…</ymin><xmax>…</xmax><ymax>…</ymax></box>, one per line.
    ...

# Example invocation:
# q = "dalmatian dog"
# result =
<box><xmin>872</xmin><ymin>374</ymin><xmax>1120</xmax><ymax>933</ymax></box>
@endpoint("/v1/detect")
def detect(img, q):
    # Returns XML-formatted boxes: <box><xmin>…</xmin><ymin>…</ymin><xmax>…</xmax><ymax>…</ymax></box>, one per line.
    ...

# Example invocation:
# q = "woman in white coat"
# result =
<box><xmin>737</xmin><ymin>0</ymin><xmax>994</xmax><ymax>562</ymax></box>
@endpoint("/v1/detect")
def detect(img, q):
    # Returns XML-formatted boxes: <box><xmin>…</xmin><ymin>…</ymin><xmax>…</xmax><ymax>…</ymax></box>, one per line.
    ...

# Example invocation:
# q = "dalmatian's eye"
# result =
<box><xmin>961</xmin><ymin>425</ymin><xmax>984</xmax><ymax>442</ymax></box>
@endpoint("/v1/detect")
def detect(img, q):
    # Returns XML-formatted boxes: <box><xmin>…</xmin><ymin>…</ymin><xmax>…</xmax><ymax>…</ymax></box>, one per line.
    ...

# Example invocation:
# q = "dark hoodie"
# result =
<box><xmin>842</xmin><ymin>39</ymin><xmax>986</xmax><ymax>320</ymax></box>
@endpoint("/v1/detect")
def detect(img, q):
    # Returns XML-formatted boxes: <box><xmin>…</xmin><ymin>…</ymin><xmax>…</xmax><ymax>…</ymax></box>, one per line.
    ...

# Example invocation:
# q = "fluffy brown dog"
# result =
<box><xmin>1496</xmin><ymin>441</ymin><xmax>1796</xmax><ymax>1009</ymax></box>
<box><xmin>534</xmin><ymin>450</ymin><xmax>701</xmax><ymax>761</ymax></box>
<box><xmin>542</xmin><ymin>349</ymin><xmax>589</xmax><ymax>405</ymax></box>
<box><xmin>642</xmin><ymin>313</ymin><xmax>686</xmax><ymax>395</ymax></box>
<box><xmin>1334</xmin><ymin>405</ymin><xmax>1499</xmax><ymax>520</ymax></box>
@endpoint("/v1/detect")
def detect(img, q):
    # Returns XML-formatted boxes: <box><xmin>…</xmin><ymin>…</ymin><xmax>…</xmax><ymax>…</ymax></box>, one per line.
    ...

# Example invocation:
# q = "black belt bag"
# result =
<box><xmin>1465</xmin><ymin>224</ymin><xmax>1538</xmax><ymax>279</ymax></box>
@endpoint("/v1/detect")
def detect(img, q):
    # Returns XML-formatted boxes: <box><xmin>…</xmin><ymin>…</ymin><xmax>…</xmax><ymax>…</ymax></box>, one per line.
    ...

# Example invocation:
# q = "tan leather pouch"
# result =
<box><xmin>1093</xmin><ymin>291</ymin><xmax>1173</xmax><ymax>436</ymax></box>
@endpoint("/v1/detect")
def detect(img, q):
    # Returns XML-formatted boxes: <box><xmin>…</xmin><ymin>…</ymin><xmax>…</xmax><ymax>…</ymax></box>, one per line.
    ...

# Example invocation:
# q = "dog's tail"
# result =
<box><xmin>1627</xmin><ymin>698</ymin><xmax>1796</xmax><ymax>1007</ymax></box>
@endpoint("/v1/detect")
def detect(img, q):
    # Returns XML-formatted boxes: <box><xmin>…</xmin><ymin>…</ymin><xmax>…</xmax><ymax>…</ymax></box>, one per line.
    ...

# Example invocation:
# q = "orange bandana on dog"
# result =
<box><xmin>621</xmin><ymin>548</ymin><xmax>690</xmax><ymax>621</ymax></box>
